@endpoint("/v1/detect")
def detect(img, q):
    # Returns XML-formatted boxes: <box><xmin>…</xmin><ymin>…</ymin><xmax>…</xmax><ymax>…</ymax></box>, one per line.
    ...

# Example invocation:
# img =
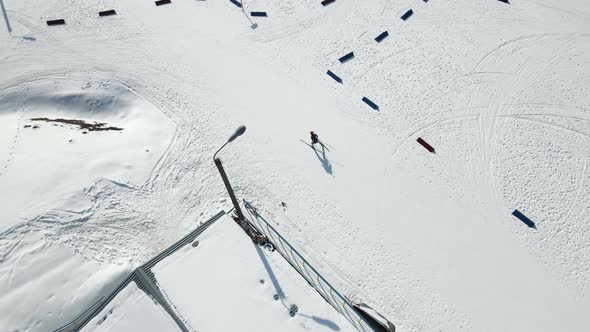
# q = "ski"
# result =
<box><xmin>299</xmin><ymin>139</ymin><xmax>329</xmax><ymax>152</ymax></box>
<box><xmin>299</xmin><ymin>139</ymin><xmax>318</xmax><ymax>151</ymax></box>
<box><xmin>319</xmin><ymin>140</ymin><xmax>334</xmax><ymax>150</ymax></box>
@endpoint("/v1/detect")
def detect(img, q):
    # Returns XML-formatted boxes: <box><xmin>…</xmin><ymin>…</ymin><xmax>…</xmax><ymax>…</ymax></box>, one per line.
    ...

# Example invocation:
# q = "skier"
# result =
<box><xmin>310</xmin><ymin>130</ymin><xmax>319</xmax><ymax>146</ymax></box>
<box><xmin>301</xmin><ymin>130</ymin><xmax>331</xmax><ymax>152</ymax></box>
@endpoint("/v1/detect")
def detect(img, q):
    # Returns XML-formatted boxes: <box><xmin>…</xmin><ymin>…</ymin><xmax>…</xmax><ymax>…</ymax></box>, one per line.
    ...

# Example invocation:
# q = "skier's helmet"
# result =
<box><xmin>310</xmin><ymin>130</ymin><xmax>314</xmax><ymax>134</ymax></box>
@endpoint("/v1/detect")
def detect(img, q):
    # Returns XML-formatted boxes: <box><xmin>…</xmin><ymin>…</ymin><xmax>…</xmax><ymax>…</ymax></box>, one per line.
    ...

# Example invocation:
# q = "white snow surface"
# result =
<box><xmin>0</xmin><ymin>79</ymin><xmax>174</xmax><ymax>229</ymax></box>
<box><xmin>1</xmin><ymin>0</ymin><xmax>590</xmax><ymax>331</ymax></box>
<box><xmin>153</xmin><ymin>215</ymin><xmax>354</xmax><ymax>332</ymax></box>
<box><xmin>0</xmin><ymin>236</ymin><xmax>129</xmax><ymax>331</ymax></box>
<box><xmin>80</xmin><ymin>281</ymin><xmax>179</xmax><ymax>332</ymax></box>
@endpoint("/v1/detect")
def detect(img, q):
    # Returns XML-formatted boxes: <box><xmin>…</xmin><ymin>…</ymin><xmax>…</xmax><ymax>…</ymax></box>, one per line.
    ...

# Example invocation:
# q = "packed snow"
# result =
<box><xmin>81</xmin><ymin>282</ymin><xmax>179</xmax><ymax>332</ymax></box>
<box><xmin>1</xmin><ymin>0</ymin><xmax>589</xmax><ymax>331</ymax></box>
<box><xmin>0</xmin><ymin>79</ymin><xmax>174</xmax><ymax>230</ymax></box>
<box><xmin>0</xmin><ymin>238</ymin><xmax>129</xmax><ymax>331</ymax></box>
<box><xmin>153</xmin><ymin>215</ymin><xmax>354</xmax><ymax>332</ymax></box>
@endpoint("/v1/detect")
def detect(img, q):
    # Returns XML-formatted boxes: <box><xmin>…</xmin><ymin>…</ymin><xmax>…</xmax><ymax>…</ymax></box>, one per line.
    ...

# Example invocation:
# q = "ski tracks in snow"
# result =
<box><xmin>1</xmin><ymin>0</ymin><xmax>590</xmax><ymax>330</ymax></box>
<box><xmin>236</xmin><ymin>0</ymin><xmax>590</xmax><ymax>328</ymax></box>
<box><xmin>382</xmin><ymin>29</ymin><xmax>590</xmax><ymax>301</ymax></box>
<box><xmin>0</xmin><ymin>97</ymin><xmax>24</xmax><ymax>177</ymax></box>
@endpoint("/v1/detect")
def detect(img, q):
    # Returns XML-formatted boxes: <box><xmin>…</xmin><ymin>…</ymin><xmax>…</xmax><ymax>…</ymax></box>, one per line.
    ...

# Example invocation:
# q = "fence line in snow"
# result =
<box><xmin>53</xmin><ymin>210</ymin><xmax>225</xmax><ymax>332</ymax></box>
<box><xmin>243</xmin><ymin>200</ymin><xmax>373</xmax><ymax>332</ymax></box>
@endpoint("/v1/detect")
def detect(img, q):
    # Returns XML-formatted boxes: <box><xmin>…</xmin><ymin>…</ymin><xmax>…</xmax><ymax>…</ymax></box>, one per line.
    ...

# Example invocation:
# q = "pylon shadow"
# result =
<box><xmin>1</xmin><ymin>0</ymin><xmax>13</xmax><ymax>33</ymax></box>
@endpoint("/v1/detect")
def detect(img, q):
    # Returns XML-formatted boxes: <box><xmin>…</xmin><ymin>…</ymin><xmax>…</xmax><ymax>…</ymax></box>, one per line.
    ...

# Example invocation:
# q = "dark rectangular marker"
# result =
<box><xmin>375</xmin><ymin>31</ymin><xmax>389</xmax><ymax>43</ymax></box>
<box><xmin>416</xmin><ymin>137</ymin><xmax>435</xmax><ymax>153</ymax></box>
<box><xmin>497</xmin><ymin>0</ymin><xmax>510</xmax><ymax>3</ymax></box>
<box><xmin>401</xmin><ymin>9</ymin><xmax>413</xmax><ymax>21</ymax></box>
<box><xmin>230</xmin><ymin>0</ymin><xmax>242</xmax><ymax>8</ymax></box>
<box><xmin>321</xmin><ymin>0</ymin><xmax>336</xmax><ymax>6</ymax></box>
<box><xmin>362</xmin><ymin>97</ymin><xmax>379</xmax><ymax>110</ymax></box>
<box><xmin>99</xmin><ymin>10</ymin><xmax>117</xmax><ymax>17</ymax></box>
<box><xmin>512</xmin><ymin>209</ymin><xmax>536</xmax><ymax>228</ymax></box>
<box><xmin>326</xmin><ymin>70</ymin><xmax>342</xmax><ymax>83</ymax></box>
<box><xmin>155</xmin><ymin>0</ymin><xmax>171</xmax><ymax>6</ymax></box>
<box><xmin>46</xmin><ymin>19</ymin><xmax>66</xmax><ymax>26</ymax></box>
<box><xmin>251</xmin><ymin>11</ymin><xmax>268</xmax><ymax>17</ymax></box>
<box><xmin>339</xmin><ymin>52</ymin><xmax>354</xmax><ymax>63</ymax></box>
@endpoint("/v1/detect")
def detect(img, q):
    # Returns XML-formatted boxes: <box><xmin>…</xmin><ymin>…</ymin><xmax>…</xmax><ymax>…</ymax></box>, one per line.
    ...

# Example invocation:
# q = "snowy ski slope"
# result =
<box><xmin>1</xmin><ymin>0</ymin><xmax>589</xmax><ymax>330</ymax></box>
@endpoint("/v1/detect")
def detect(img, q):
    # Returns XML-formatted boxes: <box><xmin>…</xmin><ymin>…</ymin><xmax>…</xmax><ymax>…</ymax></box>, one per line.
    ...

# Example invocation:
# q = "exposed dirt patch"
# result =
<box><xmin>30</xmin><ymin>118</ymin><xmax>123</xmax><ymax>131</ymax></box>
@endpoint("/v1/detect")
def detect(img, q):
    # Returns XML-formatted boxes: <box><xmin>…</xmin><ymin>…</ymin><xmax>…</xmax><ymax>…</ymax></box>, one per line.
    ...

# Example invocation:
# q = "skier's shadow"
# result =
<box><xmin>314</xmin><ymin>145</ymin><xmax>333</xmax><ymax>175</ymax></box>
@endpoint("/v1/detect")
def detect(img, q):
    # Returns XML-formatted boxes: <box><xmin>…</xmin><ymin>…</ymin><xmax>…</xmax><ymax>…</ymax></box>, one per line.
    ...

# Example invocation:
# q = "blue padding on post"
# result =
<box><xmin>512</xmin><ymin>209</ymin><xmax>536</xmax><ymax>228</ymax></box>
<box><xmin>251</xmin><ymin>11</ymin><xmax>268</xmax><ymax>17</ymax></box>
<box><xmin>401</xmin><ymin>9</ymin><xmax>413</xmax><ymax>21</ymax></box>
<box><xmin>375</xmin><ymin>31</ymin><xmax>389</xmax><ymax>43</ymax></box>
<box><xmin>46</xmin><ymin>19</ymin><xmax>66</xmax><ymax>26</ymax></box>
<box><xmin>326</xmin><ymin>70</ymin><xmax>342</xmax><ymax>83</ymax></box>
<box><xmin>362</xmin><ymin>97</ymin><xmax>379</xmax><ymax>110</ymax></box>
<box><xmin>339</xmin><ymin>52</ymin><xmax>354</xmax><ymax>63</ymax></box>
<box><xmin>99</xmin><ymin>10</ymin><xmax>117</xmax><ymax>17</ymax></box>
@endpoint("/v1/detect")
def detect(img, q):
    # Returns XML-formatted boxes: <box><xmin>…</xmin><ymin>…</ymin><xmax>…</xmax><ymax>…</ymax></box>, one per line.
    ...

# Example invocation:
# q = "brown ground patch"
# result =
<box><xmin>30</xmin><ymin>118</ymin><xmax>123</xmax><ymax>131</ymax></box>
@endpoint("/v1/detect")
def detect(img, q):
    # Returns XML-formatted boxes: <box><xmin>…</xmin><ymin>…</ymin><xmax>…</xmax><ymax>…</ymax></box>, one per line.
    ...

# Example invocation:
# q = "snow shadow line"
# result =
<box><xmin>299</xmin><ymin>139</ymin><xmax>342</xmax><ymax>174</ymax></box>
<box><xmin>314</xmin><ymin>144</ymin><xmax>333</xmax><ymax>174</ymax></box>
<box><xmin>252</xmin><ymin>242</ymin><xmax>341</xmax><ymax>331</ymax></box>
<box><xmin>243</xmin><ymin>201</ymin><xmax>374</xmax><ymax>331</ymax></box>
<box><xmin>0</xmin><ymin>0</ymin><xmax>12</xmax><ymax>33</ymax></box>
<box><xmin>299</xmin><ymin>313</ymin><xmax>341</xmax><ymax>331</ymax></box>
<box><xmin>254</xmin><ymin>242</ymin><xmax>285</xmax><ymax>300</ymax></box>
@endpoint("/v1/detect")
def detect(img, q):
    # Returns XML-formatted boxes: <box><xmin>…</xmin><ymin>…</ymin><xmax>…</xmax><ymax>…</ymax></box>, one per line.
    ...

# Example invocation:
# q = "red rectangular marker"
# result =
<box><xmin>417</xmin><ymin>137</ymin><xmax>435</xmax><ymax>153</ymax></box>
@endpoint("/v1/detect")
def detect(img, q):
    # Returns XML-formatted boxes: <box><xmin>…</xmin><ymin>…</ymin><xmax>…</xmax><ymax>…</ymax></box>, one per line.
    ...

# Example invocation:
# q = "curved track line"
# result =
<box><xmin>558</xmin><ymin>157</ymin><xmax>588</xmax><ymax>225</ymax></box>
<box><xmin>392</xmin><ymin>106</ymin><xmax>590</xmax><ymax>160</ymax></box>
